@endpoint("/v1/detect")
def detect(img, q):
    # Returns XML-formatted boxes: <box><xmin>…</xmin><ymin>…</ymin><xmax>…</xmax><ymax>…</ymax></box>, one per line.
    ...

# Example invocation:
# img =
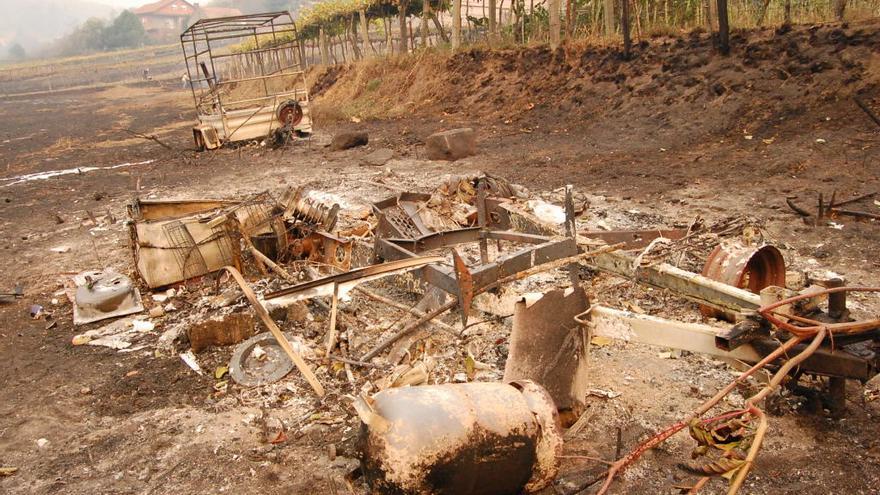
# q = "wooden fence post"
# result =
<box><xmin>707</xmin><ymin>0</ymin><xmax>718</xmax><ymax>33</ymax></box>
<box><xmin>399</xmin><ymin>0</ymin><xmax>410</xmax><ymax>54</ymax></box>
<box><xmin>421</xmin><ymin>0</ymin><xmax>430</xmax><ymax>46</ymax></box>
<box><xmin>603</xmin><ymin>0</ymin><xmax>614</xmax><ymax>37</ymax></box>
<box><xmin>452</xmin><ymin>0</ymin><xmax>462</xmax><ymax>49</ymax></box>
<box><xmin>621</xmin><ymin>0</ymin><xmax>631</xmax><ymax>58</ymax></box>
<box><xmin>489</xmin><ymin>0</ymin><xmax>498</xmax><ymax>44</ymax></box>
<box><xmin>359</xmin><ymin>8</ymin><xmax>371</xmax><ymax>56</ymax></box>
<box><xmin>834</xmin><ymin>0</ymin><xmax>847</xmax><ymax>20</ymax></box>
<box><xmin>716</xmin><ymin>0</ymin><xmax>729</xmax><ymax>55</ymax></box>
<box><xmin>319</xmin><ymin>26</ymin><xmax>329</xmax><ymax>65</ymax></box>
<box><xmin>549</xmin><ymin>0</ymin><xmax>560</xmax><ymax>49</ymax></box>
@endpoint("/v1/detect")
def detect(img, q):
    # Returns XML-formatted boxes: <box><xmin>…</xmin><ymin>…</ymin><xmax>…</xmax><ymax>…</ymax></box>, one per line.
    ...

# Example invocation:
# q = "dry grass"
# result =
<box><xmin>311</xmin><ymin>49</ymin><xmax>450</xmax><ymax>121</ymax></box>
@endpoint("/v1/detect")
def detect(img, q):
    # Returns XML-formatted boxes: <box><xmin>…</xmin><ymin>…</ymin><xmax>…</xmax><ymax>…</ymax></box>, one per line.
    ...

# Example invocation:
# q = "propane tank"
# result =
<box><xmin>354</xmin><ymin>380</ymin><xmax>563</xmax><ymax>495</ymax></box>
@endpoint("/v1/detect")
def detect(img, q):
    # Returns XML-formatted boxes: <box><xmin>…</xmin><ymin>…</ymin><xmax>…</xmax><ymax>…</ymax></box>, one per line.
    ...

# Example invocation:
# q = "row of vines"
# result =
<box><xmin>287</xmin><ymin>0</ymin><xmax>877</xmax><ymax>64</ymax></box>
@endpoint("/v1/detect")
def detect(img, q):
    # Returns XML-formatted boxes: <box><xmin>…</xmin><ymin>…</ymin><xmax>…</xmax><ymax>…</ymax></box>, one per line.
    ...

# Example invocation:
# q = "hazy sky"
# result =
<box><xmin>93</xmin><ymin>0</ymin><xmax>153</xmax><ymax>6</ymax></box>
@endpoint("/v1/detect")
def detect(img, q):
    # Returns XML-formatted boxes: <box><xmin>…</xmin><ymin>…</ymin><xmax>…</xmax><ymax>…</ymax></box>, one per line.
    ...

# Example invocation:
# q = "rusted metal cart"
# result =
<box><xmin>180</xmin><ymin>11</ymin><xmax>312</xmax><ymax>150</ymax></box>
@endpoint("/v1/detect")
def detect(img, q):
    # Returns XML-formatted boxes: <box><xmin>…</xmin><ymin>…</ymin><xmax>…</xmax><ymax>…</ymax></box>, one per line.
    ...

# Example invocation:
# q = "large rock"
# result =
<box><xmin>361</xmin><ymin>148</ymin><xmax>394</xmax><ymax>166</ymax></box>
<box><xmin>330</xmin><ymin>131</ymin><xmax>369</xmax><ymax>150</ymax></box>
<box><xmin>425</xmin><ymin>128</ymin><xmax>476</xmax><ymax>161</ymax></box>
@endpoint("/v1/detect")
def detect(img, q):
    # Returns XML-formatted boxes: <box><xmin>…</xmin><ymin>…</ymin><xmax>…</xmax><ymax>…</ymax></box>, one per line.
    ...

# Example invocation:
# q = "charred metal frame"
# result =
<box><xmin>180</xmin><ymin>12</ymin><xmax>311</xmax><ymax>149</ymax></box>
<box><xmin>369</xmin><ymin>187</ymin><xmax>877</xmax><ymax>391</ymax></box>
<box><xmin>371</xmin><ymin>188</ymin><xmax>579</xmax><ymax>315</ymax></box>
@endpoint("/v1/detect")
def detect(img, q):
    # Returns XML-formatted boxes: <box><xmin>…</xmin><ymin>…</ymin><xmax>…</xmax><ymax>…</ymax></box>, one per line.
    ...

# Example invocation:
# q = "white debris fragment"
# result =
<box><xmin>180</xmin><ymin>350</ymin><xmax>203</xmax><ymax>375</ymax></box>
<box><xmin>527</xmin><ymin>199</ymin><xmax>565</xmax><ymax>224</ymax></box>
<box><xmin>50</xmin><ymin>246</ymin><xmax>71</xmax><ymax>253</ymax></box>
<box><xmin>36</xmin><ymin>438</ymin><xmax>50</xmax><ymax>449</ymax></box>
<box><xmin>587</xmin><ymin>389</ymin><xmax>621</xmax><ymax>399</ymax></box>
<box><xmin>252</xmin><ymin>345</ymin><xmax>267</xmax><ymax>361</ymax></box>
<box><xmin>132</xmin><ymin>320</ymin><xmax>155</xmax><ymax>332</ymax></box>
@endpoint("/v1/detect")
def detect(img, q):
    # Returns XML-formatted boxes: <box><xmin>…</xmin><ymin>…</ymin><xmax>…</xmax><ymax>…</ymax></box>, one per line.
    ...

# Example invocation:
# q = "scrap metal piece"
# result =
<box><xmin>715</xmin><ymin>313</ymin><xmax>770</xmax><ymax>351</ymax></box>
<box><xmin>452</xmin><ymin>249</ymin><xmax>473</xmax><ymax>327</ymax></box>
<box><xmin>503</xmin><ymin>287</ymin><xmax>590</xmax><ymax>426</ymax></box>
<box><xmin>73</xmin><ymin>270</ymin><xmax>144</xmax><ymax>325</ymax></box>
<box><xmin>356</xmin><ymin>380</ymin><xmax>563</xmax><ymax>495</ymax></box>
<box><xmin>129</xmin><ymin>197</ymin><xmax>261</xmax><ymax>288</ymax></box>
<box><xmin>222</xmin><ymin>266</ymin><xmax>324</xmax><ymax>397</ymax></box>
<box><xmin>371</xmin><ymin>192</ymin><xmax>434</xmax><ymax>239</ymax></box>
<box><xmin>290</xmin><ymin>231</ymin><xmax>352</xmax><ymax>271</ymax></box>
<box><xmin>700</xmin><ymin>242</ymin><xmax>786</xmax><ymax>321</ymax></box>
<box><xmin>0</xmin><ymin>285</ymin><xmax>23</xmax><ymax>303</ymax></box>
<box><xmin>280</xmin><ymin>187</ymin><xmax>340</xmax><ymax>230</ymax></box>
<box><xmin>580</xmin><ymin>228</ymin><xmax>688</xmax><ymax>250</ymax></box>
<box><xmin>228</xmin><ymin>332</ymin><xmax>298</xmax><ymax>387</ymax></box>
<box><xmin>582</xmin><ymin>305</ymin><xmax>874</xmax><ymax>381</ymax></box>
<box><xmin>263</xmin><ymin>256</ymin><xmax>446</xmax><ymax>303</ymax></box>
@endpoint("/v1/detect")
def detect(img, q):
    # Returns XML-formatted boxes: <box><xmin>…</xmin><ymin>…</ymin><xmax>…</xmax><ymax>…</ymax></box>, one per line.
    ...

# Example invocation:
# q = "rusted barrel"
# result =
<box><xmin>700</xmin><ymin>242</ymin><xmax>786</xmax><ymax>321</ymax></box>
<box><xmin>356</xmin><ymin>380</ymin><xmax>563</xmax><ymax>495</ymax></box>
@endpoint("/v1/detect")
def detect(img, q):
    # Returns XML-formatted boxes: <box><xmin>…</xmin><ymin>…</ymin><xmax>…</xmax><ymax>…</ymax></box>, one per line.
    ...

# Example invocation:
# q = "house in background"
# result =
<box><xmin>133</xmin><ymin>0</ymin><xmax>242</xmax><ymax>41</ymax></box>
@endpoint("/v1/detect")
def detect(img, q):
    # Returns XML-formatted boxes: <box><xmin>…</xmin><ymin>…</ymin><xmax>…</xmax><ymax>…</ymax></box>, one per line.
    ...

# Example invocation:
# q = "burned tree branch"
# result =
<box><xmin>854</xmin><ymin>97</ymin><xmax>880</xmax><ymax>129</ymax></box>
<box><xmin>122</xmin><ymin>128</ymin><xmax>176</xmax><ymax>151</ymax></box>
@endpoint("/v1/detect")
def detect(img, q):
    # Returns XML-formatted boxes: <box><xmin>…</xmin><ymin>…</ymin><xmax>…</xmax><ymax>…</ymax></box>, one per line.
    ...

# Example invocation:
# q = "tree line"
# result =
<box><xmin>56</xmin><ymin>10</ymin><xmax>147</xmax><ymax>57</ymax></box>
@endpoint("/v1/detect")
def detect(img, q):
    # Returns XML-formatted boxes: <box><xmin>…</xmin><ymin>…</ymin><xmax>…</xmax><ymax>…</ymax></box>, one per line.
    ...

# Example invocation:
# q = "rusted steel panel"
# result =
<box><xmin>503</xmin><ymin>288</ymin><xmax>590</xmax><ymax>425</ymax></box>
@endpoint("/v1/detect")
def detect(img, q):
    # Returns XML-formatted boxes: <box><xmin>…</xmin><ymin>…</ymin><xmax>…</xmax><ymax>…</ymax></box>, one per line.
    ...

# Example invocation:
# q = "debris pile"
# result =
<box><xmin>56</xmin><ymin>172</ymin><xmax>880</xmax><ymax>494</ymax></box>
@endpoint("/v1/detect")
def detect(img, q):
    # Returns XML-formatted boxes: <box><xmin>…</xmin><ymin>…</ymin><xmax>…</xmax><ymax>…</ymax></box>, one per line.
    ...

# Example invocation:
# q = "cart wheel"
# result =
<box><xmin>277</xmin><ymin>100</ymin><xmax>303</xmax><ymax>126</ymax></box>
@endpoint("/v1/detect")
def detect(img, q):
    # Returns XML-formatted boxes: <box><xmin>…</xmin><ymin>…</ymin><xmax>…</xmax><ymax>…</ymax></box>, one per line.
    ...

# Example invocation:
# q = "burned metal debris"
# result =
<box><xmin>355</xmin><ymin>380</ymin><xmax>562</xmax><ymax>494</ymax></box>
<box><xmin>72</xmin><ymin>269</ymin><xmax>144</xmax><ymax>325</ymax></box>
<box><xmin>228</xmin><ymin>331</ymin><xmax>300</xmax><ymax>387</ymax></box>
<box><xmin>128</xmin><ymin>188</ymin><xmax>345</xmax><ymax>288</ymax></box>
<box><xmin>59</xmin><ymin>169</ymin><xmax>880</xmax><ymax>495</ymax></box>
<box><xmin>181</xmin><ymin>12</ymin><xmax>312</xmax><ymax>150</ymax></box>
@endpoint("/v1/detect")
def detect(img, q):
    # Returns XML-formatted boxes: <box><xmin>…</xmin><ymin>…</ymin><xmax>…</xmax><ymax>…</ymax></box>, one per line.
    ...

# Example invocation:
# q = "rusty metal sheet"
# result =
<box><xmin>452</xmin><ymin>249</ymin><xmax>473</xmax><ymax>327</ymax></box>
<box><xmin>503</xmin><ymin>287</ymin><xmax>590</xmax><ymax>424</ymax></box>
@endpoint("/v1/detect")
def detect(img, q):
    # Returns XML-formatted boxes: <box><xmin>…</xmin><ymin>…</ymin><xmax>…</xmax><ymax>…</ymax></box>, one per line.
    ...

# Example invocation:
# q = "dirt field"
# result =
<box><xmin>1</xmin><ymin>20</ymin><xmax>879</xmax><ymax>495</ymax></box>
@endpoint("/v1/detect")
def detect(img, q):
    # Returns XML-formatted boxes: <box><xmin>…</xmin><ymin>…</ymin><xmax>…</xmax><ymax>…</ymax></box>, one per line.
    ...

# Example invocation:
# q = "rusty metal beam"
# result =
<box><xmin>580</xmin><ymin>228</ymin><xmax>688</xmax><ymax>250</ymax></box>
<box><xmin>588</xmin><ymin>251</ymin><xmax>762</xmax><ymax>314</ymax></box>
<box><xmin>588</xmin><ymin>305</ymin><xmax>873</xmax><ymax>381</ymax></box>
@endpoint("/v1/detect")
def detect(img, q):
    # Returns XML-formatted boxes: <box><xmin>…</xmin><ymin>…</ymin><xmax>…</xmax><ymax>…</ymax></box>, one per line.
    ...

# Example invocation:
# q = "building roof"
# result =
<box><xmin>133</xmin><ymin>0</ymin><xmax>195</xmax><ymax>17</ymax></box>
<box><xmin>199</xmin><ymin>7</ymin><xmax>243</xmax><ymax>18</ymax></box>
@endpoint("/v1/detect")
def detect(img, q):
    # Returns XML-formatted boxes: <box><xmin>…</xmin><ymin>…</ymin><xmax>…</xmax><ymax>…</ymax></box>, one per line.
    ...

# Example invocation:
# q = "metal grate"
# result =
<box><xmin>163</xmin><ymin>221</ymin><xmax>209</xmax><ymax>281</ymax></box>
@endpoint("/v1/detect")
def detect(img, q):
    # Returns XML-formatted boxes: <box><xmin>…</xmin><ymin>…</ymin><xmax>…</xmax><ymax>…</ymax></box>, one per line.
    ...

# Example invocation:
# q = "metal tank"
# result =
<box><xmin>355</xmin><ymin>380</ymin><xmax>563</xmax><ymax>495</ymax></box>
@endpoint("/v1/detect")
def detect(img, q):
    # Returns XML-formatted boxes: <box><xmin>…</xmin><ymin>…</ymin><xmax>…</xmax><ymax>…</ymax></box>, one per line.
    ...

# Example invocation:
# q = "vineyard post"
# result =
<box><xmin>621</xmin><ymin>0</ymin><xmax>631</xmax><ymax>58</ymax></box>
<box><xmin>421</xmin><ymin>0</ymin><xmax>430</xmax><ymax>46</ymax></box>
<box><xmin>489</xmin><ymin>0</ymin><xmax>498</xmax><ymax>44</ymax></box>
<box><xmin>452</xmin><ymin>0</ymin><xmax>462</xmax><ymax>49</ymax></box>
<box><xmin>549</xmin><ymin>0</ymin><xmax>561</xmax><ymax>49</ymax></box>
<box><xmin>398</xmin><ymin>0</ymin><xmax>410</xmax><ymax>53</ymax></box>
<box><xmin>717</xmin><ymin>0</ymin><xmax>730</xmax><ymax>55</ymax></box>
<box><xmin>359</xmin><ymin>8</ymin><xmax>371</xmax><ymax>55</ymax></box>
<box><xmin>834</xmin><ymin>0</ymin><xmax>848</xmax><ymax>20</ymax></box>
<box><xmin>603</xmin><ymin>0</ymin><xmax>614</xmax><ymax>36</ymax></box>
<box><xmin>319</xmin><ymin>26</ymin><xmax>329</xmax><ymax>65</ymax></box>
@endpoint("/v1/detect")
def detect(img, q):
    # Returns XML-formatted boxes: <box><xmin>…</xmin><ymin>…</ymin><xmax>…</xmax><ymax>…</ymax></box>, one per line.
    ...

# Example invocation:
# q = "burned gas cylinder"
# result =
<box><xmin>355</xmin><ymin>380</ymin><xmax>563</xmax><ymax>495</ymax></box>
